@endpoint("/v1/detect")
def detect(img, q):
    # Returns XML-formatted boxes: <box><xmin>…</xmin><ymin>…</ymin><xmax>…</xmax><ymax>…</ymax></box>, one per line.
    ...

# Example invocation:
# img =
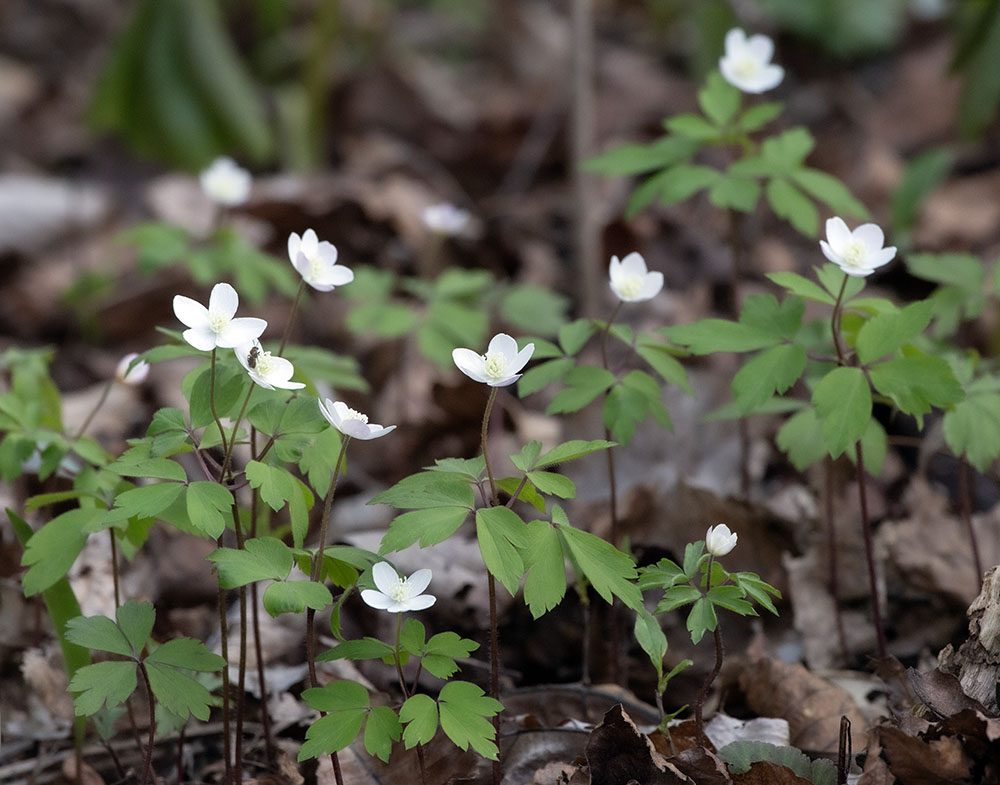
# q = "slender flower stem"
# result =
<box><xmin>109</xmin><ymin>530</ymin><xmax>145</xmax><ymax>755</ymax></box>
<box><xmin>209</xmin><ymin>349</ymin><xmax>230</xmax><ymax>466</ymax></box>
<box><xmin>231</xmin><ymin>502</ymin><xmax>248</xmax><ymax>779</ymax></box>
<box><xmin>247</xmin><ymin>433</ymin><xmax>275</xmax><ymax>762</ymax></box>
<box><xmin>830</xmin><ymin>273</ymin><xmax>886</xmax><ymax>658</ymax></box>
<box><xmin>393</xmin><ymin>615</ymin><xmax>427</xmax><ymax>785</ymax></box>
<box><xmin>279</xmin><ymin>280</ymin><xmax>307</xmax><ymax>355</ymax></box>
<box><xmin>216</xmin><ymin>537</ymin><xmax>233</xmax><ymax>785</ymax></box>
<box><xmin>728</xmin><ymin>208</ymin><xmax>752</xmax><ymax>497</ymax></box>
<box><xmin>304</xmin><ymin>437</ymin><xmax>350</xmax><ymax>785</ymax></box>
<box><xmin>137</xmin><ymin>661</ymin><xmax>157</xmax><ymax>785</ymax></box>
<box><xmin>824</xmin><ymin>459</ymin><xmax>849</xmax><ymax>664</ymax></box>
<box><xmin>479</xmin><ymin>386</ymin><xmax>502</xmax><ymax>785</ymax></box>
<box><xmin>73</xmin><ymin>379</ymin><xmax>112</xmax><ymax>440</ymax></box>
<box><xmin>959</xmin><ymin>459</ymin><xmax>984</xmax><ymax>592</ymax></box>
<box><xmin>693</xmin><ymin>555</ymin><xmax>724</xmax><ymax>747</ymax></box>
<box><xmin>219</xmin><ymin>384</ymin><xmax>255</xmax><ymax>483</ymax></box>
<box><xmin>599</xmin><ymin>301</ymin><xmax>623</xmax><ymax>545</ymax></box>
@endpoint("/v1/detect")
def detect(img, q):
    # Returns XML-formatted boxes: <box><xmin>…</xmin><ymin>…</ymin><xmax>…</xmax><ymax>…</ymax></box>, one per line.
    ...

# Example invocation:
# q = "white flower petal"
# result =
<box><xmin>406</xmin><ymin>569</ymin><xmax>433</xmax><ymax>596</ymax></box>
<box><xmin>487</xmin><ymin>333</ymin><xmax>519</xmax><ymax>359</ymax></box>
<box><xmin>216</xmin><ymin>317</ymin><xmax>268</xmax><ymax>348</ymax></box>
<box><xmin>182</xmin><ymin>327</ymin><xmax>219</xmax><ymax>352</ymax></box>
<box><xmin>870</xmin><ymin>247</ymin><xmax>897</xmax><ymax>268</ymax></box>
<box><xmin>724</xmin><ymin>28</ymin><xmax>746</xmax><ymax>52</ymax></box>
<box><xmin>746</xmin><ymin>33</ymin><xmax>774</xmax><ymax>63</ymax></box>
<box><xmin>512</xmin><ymin>342</ymin><xmax>535</xmax><ymax>375</ymax></box>
<box><xmin>361</xmin><ymin>590</ymin><xmax>393</xmax><ymax>610</ymax></box>
<box><xmin>619</xmin><ymin>252</ymin><xmax>648</xmax><ymax>278</ymax></box>
<box><xmin>173</xmin><ymin>295</ymin><xmax>209</xmax><ymax>330</ymax></box>
<box><xmin>853</xmin><ymin>223</ymin><xmax>886</xmax><ymax>251</ymax></box>
<box><xmin>638</xmin><ymin>271</ymin><xmax>665</xmax><ymax>300</ymax></box>
<box><xmin>819</xmin><ymin>240</ymin><xmax>838</xmax><ymax>265</ymax></box>
<box><xmin>208</xmin><ymin>282</ymin><xmax>239</xmax><ymax>319</ymax></box>
<box><xmin>354</xmin><ymin>424</ymin><xmax>396</xmax><ymax>440</ymax></box>
<box><xmin>825</xmin><ymin>217</ymin><xmax>851</xmax><ymax>252</ymax></box>
<box><xmin>406</xmin><ymin>595</ymin><xmax>436</xmax><ymax>611</ymax></box>
<box><xmin>452</xmin><ymin>348</ymin><xmax>490</xmax><ymax>383</ymax></box>
<box><xmin>300</xmin><ymin>229</ymin><xmax>318</xmax><ymax>257</ymax></box>
<box><xmin>288</xmin><ymin>233</ymin><xmax>302</xmax><ymax>265</ymax></box>
<box><xmin>372</xmin><ymin>562</ymin><xmax>400</xmax><ymax>595</ymax></box>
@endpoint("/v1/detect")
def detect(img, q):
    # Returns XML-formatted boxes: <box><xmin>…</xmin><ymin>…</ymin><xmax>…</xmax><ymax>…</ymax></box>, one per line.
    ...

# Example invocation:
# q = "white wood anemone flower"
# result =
<box><xmin>115</xmin><ymin>353</ymin><xmax>150</xmax><ymax>386</ymax></box>
<box><xmin>287</xmin><ymin>229</ymin><xmax>354</xmax><ymax>291</ymax></box>
<box><xmin>422</xmin><ymin>202</ymin><xmax>471</xmax><ymax>236</ymax></box>
<box><xmin>199</xmin><ymin>157</ymin><xmax>251</xmax><ymax>206</ymax></box>
<box><xmin>234</xmin><ymin>340</ymin><xmax>304</xmax><ymax>391</ymax></box>
<box><xmin>820</xmin><ymin>217</ymin><xmax>897</xmax><ymax>278</ymax></box>
<box><xmin>609</xmin><ymin>252</ymin><xmax>664</xmax><ymax>303</ymax></box>
<box><xmin>173</xmin><ymin>282</ymin><xmax>267</xmax><ymax>351</ymax></box>
<box><xmin>361</xmin><ymin>562</ymin><xmax>436</xmax><ymax>613</ymax></box>
<box><xmin>719</xmin><ymin>28</ymin><xmax>784</xmax><ymax>94</ymax></box>
<box><xmin>705</xmin><ymin>523</ymin><xmax>738</xmax><ymax>557</ymax></box>
<box><xmin>318</xmin><ymin>398</ymin><xmax>396</xmax><ymax>440</ymax></box>
<box><xmin>452</xmin><ymin>333</ymin><xmax>534</xmax><ymax>387</ymax></box>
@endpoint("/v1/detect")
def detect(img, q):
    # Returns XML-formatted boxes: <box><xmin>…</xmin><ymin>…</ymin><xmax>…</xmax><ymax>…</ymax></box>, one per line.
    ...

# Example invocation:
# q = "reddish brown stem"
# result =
<box><xmin>854</xmin><ymin>442</ymin><xmax>887</xmax><ymax>658</ymax></box>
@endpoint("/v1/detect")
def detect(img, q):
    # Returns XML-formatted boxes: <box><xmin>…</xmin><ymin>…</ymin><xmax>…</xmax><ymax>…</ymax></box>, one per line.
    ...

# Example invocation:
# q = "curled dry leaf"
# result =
<box><xmin>586</xmin><ymin>704</ymin><xmax>691</xmax><ymax>785</ymax></box>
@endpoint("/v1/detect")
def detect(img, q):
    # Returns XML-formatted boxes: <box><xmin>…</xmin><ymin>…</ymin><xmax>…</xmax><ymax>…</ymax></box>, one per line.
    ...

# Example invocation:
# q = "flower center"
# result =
<box><xmin>208</xmin><ymin>309</ymin><xmax>228</xmax><ymax>334</ymax></box>
<box><xmin>733</xmin><ymin>54</ymin><xmax>761</xmax><ymax>80</ymax></box>
<box><xmin>255</xmin><ymin>352</ymin><xmax>274</xmax><ymax>375</ymax></box>
<box><xmin>842</xmin><ymin>239</ymin><xmax>868</xmax><ymax>268</ymax></box>
<box><xmin>619</xmin><ymin>273</ymin><xmax>644</xmax><ymax>298</ymax></box>
<box><xmin>308</xmin><ymin>253</ymin><xmax>324</xmax><ymax>280</ymax></box>
<box><xmin>344</xmin><ymin>407</ymin><xmax>369</xmax><ymax>423</ymax></box>
<box><xmin>482</xmin><ymin>352</ymin><xmax>508</xmax><ymax>380</ymax></box>
<box><xmin>388</xmin><ymin>580</ymin><xmax>410</xmax><ymax>603</ymax></box>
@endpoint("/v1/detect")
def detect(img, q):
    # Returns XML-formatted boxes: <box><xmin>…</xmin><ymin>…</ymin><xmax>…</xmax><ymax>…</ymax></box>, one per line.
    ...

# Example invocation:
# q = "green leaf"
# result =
<box><xmin>20</xmin><ymin>507</ymin><xmax>100</xmax><ymax>596</ymax></box>
<box><xmin>108</xmin><ymin>482</ymin><xmax>184</xmax><ymax>522</ymax></box>
<box><xmin>766</xmin><ymin>271</ymin><xmax>835</xmax><ymax>305</ymax></box>
<box><xmin>303</xmin><ymin>679</ymin><xmax>370</xmax><ymax>712</ymax></box>
<box><xmin>187</xmin><ymin>363</ymin><xmax>249</xmax><ymax>429</ymax></box>
<box><xmin>638</xmin><ymin>558</ymin><xmax>685</xmax><ymax>591</ymax></box>
<box><xmin>682</xmin><ymin>541</ymin><xmax>705</xmax><ymax>580</ymax></box>
<box><xmin>369</xmin><ymin>472</ymin><xmax>475</xmax><ymax>510</ymax></box>
<box><xmin>116</xmin><ymin>599</ymin><xmax>155</xmax><ymax>654</ymax></box>
<box><xmin>518</xmin><ymin>357</ymin><xmax>575</xmax><ymax>398</ymax></box>
<box><xmin>146</xmin><ymin>662</ymin><xmax>217</xmax><ymax>721</ymax></box>
<box><xmin>791</xmin><ymin>168</ymin><xmax>869</xmax><ymax>219</ymax></box>
<box><xmin>665</xmin><ymin>319</ymin><xmax>780</xmax><ymax>354</ymax></box>
<box><xmin>500</xmin><ymin>285</ymin><xmax>569</xmax><ymax>338</ymax></box>
<box><xmin>658</xmin><ymin>165</ymin><xmax>721</xmax><ymax>204</ymax></box>
<box><xmin>379</xmin><ymin>507</ymin><xmax>470</xmax><ymax>553</ymax></box>
<box><xmin>817</xmin><ymin>264</ymin><xmax>865</xmax><ymax>302</ymax></box>
<box><xmin>557</xmin><ymin>524</ymin><xmax>641</xmax><ymax>611</ymax></box>
<box><xmin>438</xmin><ymin>681</ymin><xmax>504</xmax><ymax>760</ymax></box>
<box><xmin>65</xmin><ymin>614</ymin><xmax>133</xmax><ymax>657</ymax></box>
<box><xmin>698</xmin><ymin>71</ymin><xmax>741</xmax><ymax>127</ymax></box>
<box><xmin>185</xmin><ymin>481</ymin><xmax>231</xmax><ymax>538</ymax></box>
<box><xmin>737</xmin><ymin>102</ymin><xmax>783</xmax><ymax>132</ymax></box>
<box><xmin>318</xmin><ymin>638</ymin><xmax>395</xmax><ymax>662</ymax></box>
<box><xmin>425</xmin><ymin>631</ymin><xmax>479</xmax><ymax>660</ymax></box>
<box><xmin>891</xmin><ymin>148</ymin><xmax>953</xmax><ymax>239</ymax></box>
<box><xmin>146</xmin><ymin>638</ymin><xmax>225</xmax><ymax>670</ymax></box>
<box><xmin>813</xmin><ymin>367</ymin><xmax>872</xmax><ymax>458</ymax></box>
<box><xmin>708</xmin><ymin>175</ymin><xmax>760</xmax><ymax>212</ymax></box>
<box><xmin>655</xmin><ymin>584</ymin><xmax>702</xmax><ymax>614</ymax></box>
<box><xmin>686</xmin><ymin>597</ymin><xmax>717</xmax><ymax>645</ymax></box>
<box><xmin>582</xmin><ymin>135</ymin><xmax>699</xmax><ymax>176</ymax></box>
<box><xmin>732</xmin><ymin>572</ymin><xmax>782</xmax><ymax>616</ymax></box>
<box><xmin>68</xmin><ymin>661</ymin><xmax>137</xmax><ymax>716</ymax></box>
<box><xmin>476</xmin><ymin>507</ymin><xmax>527</xmax><ymax>595</ymax></box>
<box><xmin>944</xmin><ymin>392</ymin><xmax>1000</xmax><ymax>471</ymax></box>
<box><xmin>299</xmin><ymin>710</ymin><xmax>366</xmax><ymax>761</ymax></box>
<box><xmin>732</xmin><ymin>345</ymin><xmax>806</xmax><ymax>415</ymax></box>
<box><xmin>766</xmin><ymin>177</ymin><xmax>818</xmax><ymax>236</ymax></box>
<box><xmin>262</xmin><ymin>581</ymin><xmax>332</xmax><ymax>616</ymax></box>
<box><xmin>905</xmin><ymin>252</ymin><xmax>985</xmax><ymax>290</ymax></box>
<box><xmin>855</xmin><ymin>300</ymin><xmax>933</xmax><ymax>365</ymax></box>
<box><xmin>719</xmin><ymin>740</ymin><xmax>837</xmax><ymax>785</ymax></box>
<box><xmin>522</xmin><ymin>520</ymin><xmax>567</xmax><ymax>618</ymax></box>
<box><xmin>634</xmin><ymin>609</ymin><xmax>667</xmax><ymax>680</ymax></box>
<box><xmin>665</xmin><ymin>113</ymin><xmax>719</xmax><ymax>140</ymax></box>
<box><xmin>400</xmin><ymin>693</ymin><xmax>438</xmax><ymax>748</ymax></box>
<box><xmin>510</xmin><ymin>441</ymin><xmax>543</xmax><ymax>473</ymax></box>
<box><xmin>364</xmin><ymin>705</ymin><xmax>401</xmax><ymax>763</ymax></box>
<box><xmin>558</xmin><ymin>319</ymin><xmax>598</xmax><ymax>356</ymax></box>
<box><xmin>108</xmin><ymin>458</ymin><xmax>186</xmax><ymax>482</ymax></box>
<box><xmin>636</xmin><ymin>340</ymin><xmax>692</xmax><ymax>394</ymax></box>
<box><xmin>707</xmin><ymin>585</ymin><xmax>755</xmax><ymax>615</ymax></box>
<box><xmin>298</xmin><ymin>426</ymin><xmax>343</xmax><ymax>498</ymax></box>
<box><xmin>207</xmin><ymin>537</ymin><xmax>293</xmax><ymax>588</ymax></box>
<box><xmin>245</xmin><ymin>461</ymin><xmax>295</xmax><ymax>512</ymax></box>
<box><xmin>526</xmin><ymin>470</ymin><xmax>575</xmax><ymax>499</ymax></box>
<box><xmin>535</xmin><ymin>439</ymin><xmax>616</xmax><ymax>469</ymax></box>
<box><xmin>775</xmin><ymin>407</ymin><xmax>827</xmax><ymax>471</ymax></box>
<box><xmin>546</xmin><ymin>365</ymin><xmax>617</xmax><ymax>414</ymax></box>
<box><xmin>868</xmin><ymin>355</ymin><xmax>964</xmax><ymax>419</ymax></box>
<box><xmin>761</xmin><ymin>127</ymin><xmax>814</xmax><ymax>170</ymax></box>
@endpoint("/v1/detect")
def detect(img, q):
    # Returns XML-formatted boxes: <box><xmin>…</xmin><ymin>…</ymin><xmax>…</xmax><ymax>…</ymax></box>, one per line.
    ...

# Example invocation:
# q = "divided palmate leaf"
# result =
<box><xmin>732</xmin><ymin>344</ymin><xmax>807</xmax><ymax>414</ymax></box>
<box><xmin>546</xmin><ymin>366</ymin><xmax>616</xmax><ymax>415</ymax></box>
<box><xmin>185</xmin><ymin>481</ymin><xmax>231</xmax><ymax>538</ymax></box>
<box><xmin>262</xmin><ymin>581</ymin><xmax>332</xmax><ymax>616</ymax></box>
<box><xmin>855</xmin><ymin>300</ymin><xmax>934</xmax><ymax>365</ymax></box>
<box><xmin>868</xmin><ymin>355</ymin><xmax>964</xmax><ymax>421</ymax></box>
<box><xmin>369</xmin><ymin>472</ymin><xmax>475</xmax><ymax>510</ymax></box>
<box><xmin>943</xmin><ymin>391</ymin><xmax>1000</xmax><ymax>471</ymax></box>
<box><xmin>146</xmin><ymin>663</ymin><xmax>217</xmax><ymax>722</ymax></box>
<box><xmin>207</xmin><ymin>537</ymin><xmax>293</xmax><ymax>588</ymax></box>
<box><xmin>379</xmin><ymin>507</ymin><xmax>470</xmax><ymax>553</ymax></box>
<box><xmin>437</xmin><ymin>681</ymin><xmax>504</xmax><ymax>760</ymax></box>
<box><xmin>522</xmin><ymin>520</ymin><xmax>566</xmax><ymax>618</ymax></box>
<box><xmin>557</xmin><ymin>523</ymin><xmax>642</xmax><ymax>611</ymax></box>
<box><xmin>68</xmin><ymin>660</ymin><xmax>137</xmax><ymax>716</ymax></box>
<box><xmin>535</xmin><ymin>439</ymin><xmax>616</xmax><ymax>469</ymax></box>
<box><xmin>21</xmin><ymin>507</ymin><xmax>101</xmax><ymax>596</ymax></box>
<box><xmin>475</xmin><ymin>507</ymin><xmax>528</xmax><ymax>595</ymax></box>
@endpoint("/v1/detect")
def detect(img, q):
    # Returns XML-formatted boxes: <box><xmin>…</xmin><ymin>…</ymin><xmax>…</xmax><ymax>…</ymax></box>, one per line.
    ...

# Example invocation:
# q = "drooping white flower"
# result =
<box><xmin>318</xmin><ymin>398</ymin><xmax>396</xmax><ymax>440</ymax></box>
<box><xmin>719</xmin><ymin>29</ymin><xmax>784</xmax><ymax>94</ymax></box>
<box><xmin>422</xmin><ymin>203</ymin><xmax>471</xmax><ymax>236</ymax></box>
<box><xmin>361</xmin><ymin>562</ymin><xmax>436</xmax><ymax>613</ymax></box>
<box><xmin>115</xmin><ymin>353</ymin><xmax>150</xmax><ymax>386</ymax></box>
<box><xmin>234</xmin><ymin>340</ymin><xmax>305</xmax><ymax>391</ymax></box>
<box><xmin>173</xmin><ymin>282</ymin><xmax>267</xmax><ymax>351</ymax></box>
<box><xmin>819</xmin><ymin>217</ymin><xmax>897</xmax><ymax>278</ymax></box>
<box><xmin>199</xmin><ymin>157</ymin><xmax>251</xmax><ymax>206</ymax></box>
<box><xmin>705</xmin><ymin>524</ymin><xmax>738</xmax><ymax>557</ymax></box>
<box><xmin>452</xmin><ymin>333</ymin><xmax>534</xmax><ymax>388</ymax></box>
<box><xmin>287</xmin><ymin>229</ymin><xmax>354</xmax><ymax>292</ymax></box>
<box><xmin>609</xmin><ymin>252</ymin><xmax>664</xmax><ymax>303</ymax></box>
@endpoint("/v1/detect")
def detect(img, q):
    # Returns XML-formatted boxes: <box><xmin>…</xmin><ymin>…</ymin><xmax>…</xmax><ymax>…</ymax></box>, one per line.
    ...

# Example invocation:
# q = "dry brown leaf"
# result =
<box><xmin>586</xmin><ymin>704</ymin><xmax>692</xmax><ymax>785</ymax></box>
<box><xmin>731</xmin><ymin>760</ymin><xmax>814</xmax><ymax>785</ymax></box>
<box><xmin>879</xmin><ymin>726</ymin><xmax>972</xmax><ymax>784</ymax></box>
<box><xmin>740</xmin><ymin>657</ymin><xmax>866</xmax><ymax>754</ymax></box>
